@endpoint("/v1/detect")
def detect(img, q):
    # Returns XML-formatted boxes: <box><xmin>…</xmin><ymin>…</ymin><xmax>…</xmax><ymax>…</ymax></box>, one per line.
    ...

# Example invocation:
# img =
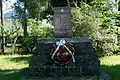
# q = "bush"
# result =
<box><xmin>21</xmin><ymin>19</ymin><xmax>54</xmax><ymax>54</ymax></box>
<box><xmin>72</xmin><ymin>2</ymin><xmax>118</xmax><ymax>57</ymax></box>
<box><xmin>28</xmin><ymin>19</ymin><xmax>54</xmax><ymax>37</ymax></box>
<box><xmin>21</xmin><ymin>36</ymin><xmax>37</xmax><ymax>54</ymax></box>
<box><xmin>72</xmin><ymin>2</ymin><xmax>101</xmax><ymax>39</ymax></box>
<box><xmin>94</xmin><ymin>30</ymin><xmax>118</xmax><ymax>56</ymax></box>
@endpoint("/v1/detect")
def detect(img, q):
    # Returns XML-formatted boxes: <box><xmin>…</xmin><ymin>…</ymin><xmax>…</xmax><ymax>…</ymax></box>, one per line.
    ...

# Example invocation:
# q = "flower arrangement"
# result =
<box><xmin>50</xmin><ymin>40</ymin><xmax>75</xmax><ymax>65</ymax></box>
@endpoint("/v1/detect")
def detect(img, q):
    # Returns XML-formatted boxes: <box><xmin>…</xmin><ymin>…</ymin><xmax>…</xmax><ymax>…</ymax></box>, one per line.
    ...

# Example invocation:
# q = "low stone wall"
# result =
<box><xmin>29</xmin><ymin>38</ymin><xmax>100</xmax><ymax>76</ymax></box>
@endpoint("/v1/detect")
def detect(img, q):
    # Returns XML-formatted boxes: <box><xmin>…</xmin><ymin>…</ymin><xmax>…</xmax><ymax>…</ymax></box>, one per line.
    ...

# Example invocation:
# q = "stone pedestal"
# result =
<box><xmin>29</xmin><ymin>38</ymin><xmax>101</xmax><ymax>76</ymax></box>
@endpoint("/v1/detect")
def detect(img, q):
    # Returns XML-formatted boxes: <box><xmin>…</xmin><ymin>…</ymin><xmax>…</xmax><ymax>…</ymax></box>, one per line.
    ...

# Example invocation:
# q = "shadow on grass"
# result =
<box><xmin>5</xmin><ymin>56</ymin><xmax>32</xmax><ymax>63</ymax></box>
<box><xmin>0</xmin><ymin>68</ymin><xmax>28</xmax><ymax>80</ymax></box>
<box><xmin>102</xmin><ymin>65</ymin><xmax>120</xmax><ymax>80</ymax></box>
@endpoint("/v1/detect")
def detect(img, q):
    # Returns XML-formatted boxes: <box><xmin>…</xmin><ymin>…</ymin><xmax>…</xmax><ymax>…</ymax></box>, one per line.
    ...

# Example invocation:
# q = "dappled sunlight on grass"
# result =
<box><xmin>100</xmin><ymin>55</ymin><xmax>120</xmax><ymax>66</ymax></box>
<box><xmin>0</xmin><ymin>54</ymin><xmax>32</xmax><ymax>80</ymax></box>
<box><xmin>0</xmin><ymin>54</ymin><xmax>32</xmax><ymax>70</ymax></box>
<box><xmin>100</xmin><ymin>55</ymin><xmax>120</xmax><ymax>80</ymax></box>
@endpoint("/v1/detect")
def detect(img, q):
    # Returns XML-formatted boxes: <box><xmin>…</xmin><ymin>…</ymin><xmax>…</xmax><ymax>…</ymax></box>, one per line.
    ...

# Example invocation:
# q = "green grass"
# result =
<box><xmin>100</xmin><ymin>55</ymin><xmax>120</xmax><ymax>80</ymax></box>
<box><xmin>0</xmin><ymin>54</ymin><xmax>120</xmax><ymax>80</ymax></box>
<box><xmin>0</xmin><ymin>54</ymin><xmax>32</xmax><ymax>80</ymax></box>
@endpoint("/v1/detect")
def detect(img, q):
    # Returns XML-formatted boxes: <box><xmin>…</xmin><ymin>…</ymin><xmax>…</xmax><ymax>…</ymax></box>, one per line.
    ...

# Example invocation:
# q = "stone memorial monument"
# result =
<box><xmin>29</xmin><ymin>0</ymin><xmax>111</xmax><ymax>79</ymax></box>
<box><xmin>54</xmin><ymin>7</ymin><xmax>72</xmax><ymax>38</ymax></box>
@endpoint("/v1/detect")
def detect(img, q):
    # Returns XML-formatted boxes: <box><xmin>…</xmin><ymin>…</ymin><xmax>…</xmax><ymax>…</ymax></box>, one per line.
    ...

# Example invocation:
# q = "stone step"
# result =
<box><xmin>30</xmin><ymin>65</ymin><xmax>100</xmax><ymax>76</ymax></box>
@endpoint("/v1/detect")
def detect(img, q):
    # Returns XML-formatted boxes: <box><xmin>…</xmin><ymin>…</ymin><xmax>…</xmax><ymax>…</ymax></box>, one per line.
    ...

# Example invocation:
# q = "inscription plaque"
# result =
<box><xmin>54</xmin><ymin>7</ymin><xmax>72</xmax><ymax>38</ymax></box>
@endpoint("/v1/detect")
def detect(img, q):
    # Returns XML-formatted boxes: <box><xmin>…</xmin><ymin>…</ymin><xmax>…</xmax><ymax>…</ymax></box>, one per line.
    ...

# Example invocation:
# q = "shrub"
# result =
<box><xmin>28</xmin><ymin>19</ymin><xmax>54</xmax><ymax>37</ymax></box>
<box><xmin>94</xmin><ymin>29</ymin><xmax>118</xmax><ymax>56</ymax></box>
<box><xmin>21</xmin><ymin>19</ymin><xmax>54</xmax><ymax>54</ymax></box>
<box><xmin>72</xmin><ymin>2</ymin><xmax>101</xmax><ymax>39</ymax></box>
<box><xmin>72</xmin><ymin>2</ymin><xmax>118</xmax><ymax>57</ymax></box>
<box><xmin>21</xmin><ymin>36</ymin><xmax>37</xmax><ymax>54</ymax></box>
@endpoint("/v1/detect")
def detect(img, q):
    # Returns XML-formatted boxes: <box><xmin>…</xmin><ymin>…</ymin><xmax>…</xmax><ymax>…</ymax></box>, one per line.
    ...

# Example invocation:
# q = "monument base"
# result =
<box><xmin>29</xmin><ymin>38</ymin><xmax>110</xmax><ymax>79</ymax></box>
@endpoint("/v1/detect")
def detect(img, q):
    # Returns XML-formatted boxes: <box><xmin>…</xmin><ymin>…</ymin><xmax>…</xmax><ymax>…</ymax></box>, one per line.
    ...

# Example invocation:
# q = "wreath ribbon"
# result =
<box><xmin>51</xmin><ymin>39</ymin><xmax>75</xmax><ymax>63</ymax></box>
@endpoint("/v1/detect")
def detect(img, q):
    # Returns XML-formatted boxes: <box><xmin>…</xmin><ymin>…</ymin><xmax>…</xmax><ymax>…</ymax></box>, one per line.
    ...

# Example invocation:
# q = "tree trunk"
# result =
<box><xmin>0</xmin><ymin>0</ymin><xmax>4</xmax><ymax>53</ymax></box>
<box><xmin>23</xmin><ymin>0</ymin><xmax>27</xmax><ymax>37</ymax></box>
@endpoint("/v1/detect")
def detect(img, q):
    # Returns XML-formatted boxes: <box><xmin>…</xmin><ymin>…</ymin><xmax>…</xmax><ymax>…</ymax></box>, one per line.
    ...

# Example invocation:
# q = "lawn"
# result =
<box><xmin>0</xmin><ymin>54</ymin><xmax>120</xmax><ymax>80</ymax></box>
<box><xmin>100</xmin><ymin>55</ymin><xmax>120</xmax><ymax>80</ymax></box>
<box><xmin>0</xmin><ymin>54</ymin><xmax>32</xmax><ymax>80</ymax></box>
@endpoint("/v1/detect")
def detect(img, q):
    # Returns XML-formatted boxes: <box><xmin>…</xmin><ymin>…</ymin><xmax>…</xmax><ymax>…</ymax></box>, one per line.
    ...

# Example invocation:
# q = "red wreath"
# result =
<box><xmin>50</xmin><ymin>40</ymin><xmax>75</xmax><ymax>65</ymax></box>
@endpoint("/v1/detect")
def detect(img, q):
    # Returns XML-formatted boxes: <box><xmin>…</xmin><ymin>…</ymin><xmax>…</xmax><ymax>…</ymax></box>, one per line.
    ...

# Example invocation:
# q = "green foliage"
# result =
<box><xmin>116</xmin><ymin>27</ymin><xmax>120</xmax><ymax>43</ymax></box>
<box><xmin>72</xmin><ymin>2</ymin><xmax>101</xmax><ymax>39</ymax></box>
<box><xmin>72</xmin><ymin>2</ymin><xmax>118</xmax><ymax>57</ymax></box>
<box><xmin>21</xmin><ymin>36</ymin><xmax>37</xmax><ymax>54</ymax></box>
<box><xmin>26</xmin><ymin>0</ymin><xmax>52</xmax><ymax>19</ymax></box>
<box><xmin>28</xmin><ymin>19</ymin><xmax>53</xmax><ymax>37</ymax></box>
<box><xmin>14</xmin><ymin>0</ymin><xmax>53</xmax><ymax>20</ymax></box>
<box><xmin>4</xmin><ymin>21</ymin><xmax>23</xmax><ymax>37</ymax></box>
<box><xmin>21</xmin><ymin>19</ymin><xmax>53</xmax><ymax>54</ymax></box>
<box><xmin>0</xmin><ymin>20</ymin><xmax>23</xmax><ymax>54</ymax></box>
<box><xmin>94</xmin><ymin>30</ymin><xmax>118</xmax><ymax>56</ymax></box>
<box><xmin>114</xmin><ymin>11</ymin><xmax>120</xmax><ymax>19</ymax></box>
<box><xmin>5</xmin><ymin>21</ymin><xmax>23</xmax><ymax>54</ymax></box>
<box><xmin>91</xmin><ymin>0</ymin><xmax>119</xmax><ymax>56</ymax></box>
<box><xmin>91</xmin><ymin>0</ymin><xmax>116</xmax><ymax>29</ymax></box>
